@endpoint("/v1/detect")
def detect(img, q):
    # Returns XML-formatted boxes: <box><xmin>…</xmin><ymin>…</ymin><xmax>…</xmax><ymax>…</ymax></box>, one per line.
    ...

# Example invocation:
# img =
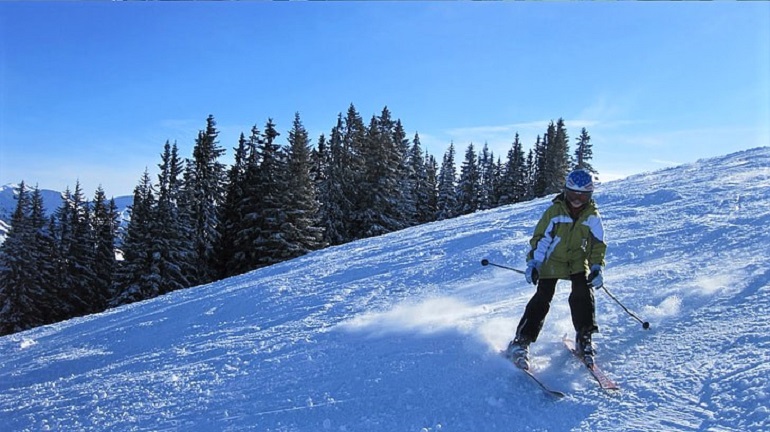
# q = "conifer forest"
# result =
<box><xmin>0</xmin><ymin>105</ymin><xmax>596</xmax><ymax>335</ymax></box>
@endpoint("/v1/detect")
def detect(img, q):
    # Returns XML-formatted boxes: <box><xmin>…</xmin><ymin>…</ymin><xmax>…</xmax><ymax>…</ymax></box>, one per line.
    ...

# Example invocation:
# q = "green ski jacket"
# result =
<box><xmin>527</xmin><ymin>193</ymin><xmax>607</xmax><ymax>280</ymax></box>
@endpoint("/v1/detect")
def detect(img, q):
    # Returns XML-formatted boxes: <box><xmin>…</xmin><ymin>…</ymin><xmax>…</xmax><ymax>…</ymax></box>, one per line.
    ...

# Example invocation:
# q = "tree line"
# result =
<box><xmin>0</xmin><ymin>104</ymin><xmax>596</xmax><ymax>335</ymax></box>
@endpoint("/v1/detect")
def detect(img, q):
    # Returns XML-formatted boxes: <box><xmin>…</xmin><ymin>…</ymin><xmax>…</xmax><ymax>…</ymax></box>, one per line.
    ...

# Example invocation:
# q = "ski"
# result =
<box><xmin>562</xmin><ymin>335</ymin><xmax>619</xmax><ymax>391</ymax></box>
<box><xmin>501</xmin><ymin>352</ymin><xmax>566</xmax><ymax>399</ymax></box>
<box><xmin>521</xmin><ymin>367</ymin><xmax>567</xmax><ymax>399</ymax></box>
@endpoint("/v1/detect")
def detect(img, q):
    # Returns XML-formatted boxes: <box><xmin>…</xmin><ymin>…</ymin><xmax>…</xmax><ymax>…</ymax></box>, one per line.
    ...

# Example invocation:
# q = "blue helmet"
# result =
<box><xmin>565</xmin><ymin>169</ymin><xmax>594</xmax><ymax>193</ymax></box>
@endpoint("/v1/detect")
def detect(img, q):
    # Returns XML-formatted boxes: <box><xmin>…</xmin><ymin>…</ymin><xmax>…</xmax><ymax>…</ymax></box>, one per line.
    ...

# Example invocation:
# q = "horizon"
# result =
<box><xmin>1</xmin><ymin>2</ymin><xmax>768</xmax><ymax>198</ymax></box>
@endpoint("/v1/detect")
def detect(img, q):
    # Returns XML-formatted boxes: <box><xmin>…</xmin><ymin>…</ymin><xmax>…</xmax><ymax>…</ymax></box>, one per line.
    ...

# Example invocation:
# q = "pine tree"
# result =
<box><xmin>436</xmin><ymin>143</ymin><xmax>458</xmax><ymax>220</ymax></box>
<box><xmin>499</xmin><ymin>134</ymin><xmax>527</xmax><ymax>205</ymax></box>
<box><xmin>0</xmin><ymin>182</ymin><xmax>43</xmax><ymax>335</ymax></box>
<box><xmin>532</xmin><ymin>135</ymin><xmax>549</xmax><ymax>197</ymax></box>
<box><xmin>455</xmin><ymin>142</ymin><xmax>481</xmax><ymax>216</ymax></box>
<box><xmin>317</xmin><ymin>115</ymin><xmax>355</xmax><ymax>246</ymax></box>
<box><xmin>283</xmin><ymin>112</ymin><xmax>325</xmax><ymax>257</ymax></box>
<box><xmin>490</xmin><ymin>156</ymin><xmax>504</xmax><ymax>207</ymax></box>
<box><xmin>29</xmin><ymin>186</ymin><xmax>61</xmax><ymax>320</ymax></box>
<box><xmin>227</xmin><ymin>125</ymin><xmax>257</xmax><ymax>273</ymax></box>
<box><xmin>185</xmin><ymin>115</ymin><xmax>227</xmax><ymax>284</ymax></box>
<box><xmin>423</xmin><ymin>152</ymin><xmax>439</xmax><ymax>221</ymax></box>
<box><xmin>513</xmin><ymin>136</ymin><xmax>528</xmax><ymax>203</ymax></box>
<box><xmin>342</xmin><ymin>104</ymin><xmax>368</xmax><ymax>241</ymax></box>
<box><xmin>354</xmin><ymin>108</ymin><xmax>404</xmax><ymax>238</ymax></box>
<box><xmin>112</xmin><ymin>171</ymin><xmax>161</xmax><ymax>306</ymax></box>
<box><xmin>155</xmin><ymin>141</ymin><xmax>193</xmax><ymax>293</ymax></box>
<box><xmin>573</xmin><ymin>127</ymin><xmax>597</xmax><ymax>175</ymax></box>
<box><xmin>409</xmin><ymin>133</ymin><xmax>434</xmax><ymax>224</ymax></box>
<box><xmin>215</xmin><ymin>134</ymin><xmax>250</xmax><ymax>278</ymax></box>
<box><xmin>311</xmin><ymin>133</ymin><xmax>328</xmax><ymax>187</ymax></box>
<box><xmin>544</xmin><ymin>119</ymin><xmax>571</xmax><ymax>194</ymax></box>
<box><xmin>91</xmin><ymin>186</ymin><xmax>118</xmax><ymax>310</ymax></box>
<box><xmin>52</xmin><ymin>186</ymin><xmax>74</xmax><ymax>307</ymax></box>
<box><xmin>478</xmin><ymin>143</ymin><xmax>496</xmax><ymax>210</ymax></box>
<box><xmin>525</xmin><ymin>148</ymin><xmax>536</xmax><ymax>199</ymax></box>
<box><xmin>223</xmin><ymin>126</ymin><xmax>258</xmax><ymax>274</ymax></box>
<box><xmin>393</xmin><ymin>120</ymin><xmax>416</xmax><ymax>228</ymax></box>
<box><xmin>177</xmin><ymin>158</ymin><xmax>198</xmax><ymax>285</ymax></box>
<box><xmin>59</xmin><ymin>182</ymin><xmax>98</xmax><ymax>317</ymax></box>
<box><xmin>250</xmin><ymin>118</ymin><xmax>290</xmax><ymax>267</ymax></box>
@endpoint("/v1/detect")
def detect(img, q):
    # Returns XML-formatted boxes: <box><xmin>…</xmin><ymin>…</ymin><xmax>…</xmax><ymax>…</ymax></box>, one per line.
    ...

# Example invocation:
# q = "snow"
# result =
<box><xmin>1</xmin><ymin>147</ymin><xmax>769</xmax><ymax>432</ymax></box>
<box><xmin>0</xmin><ymin>218</ymin><xmax>9</xmax><ymax>245</ymax></box>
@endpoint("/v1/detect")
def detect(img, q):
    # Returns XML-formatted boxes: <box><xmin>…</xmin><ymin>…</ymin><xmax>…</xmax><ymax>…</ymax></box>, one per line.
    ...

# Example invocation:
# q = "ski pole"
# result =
<box><xmin>480</xmin><ymin>258</ymin><xmax>525</xmax><ymax>274</ymax></box>
<box><xmin>599</xmin><ymin>284</ymin><xmax>651</xmax><ymax>330</ymax></box>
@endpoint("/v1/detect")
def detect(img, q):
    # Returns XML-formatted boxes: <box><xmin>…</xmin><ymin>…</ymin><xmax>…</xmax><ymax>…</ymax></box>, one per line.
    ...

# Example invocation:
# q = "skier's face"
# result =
<box><xmin>566</xmin><ymin>189</ymin><xmax>591</xmax><ymax>207</ymax></box>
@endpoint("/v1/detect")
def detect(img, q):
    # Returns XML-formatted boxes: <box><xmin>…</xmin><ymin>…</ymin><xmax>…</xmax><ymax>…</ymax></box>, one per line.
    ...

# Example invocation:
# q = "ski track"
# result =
<box><xmin>1</xmin><ymin>147</ymin><xmax>769</xmax><ymax>431</ymax></box>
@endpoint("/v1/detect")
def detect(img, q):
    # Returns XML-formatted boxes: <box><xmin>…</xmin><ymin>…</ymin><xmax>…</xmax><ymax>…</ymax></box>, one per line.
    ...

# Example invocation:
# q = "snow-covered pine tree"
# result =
<box><xmin>227</xmin><ymin>126</ymin><xmax>264</xmax><ymax>275</ymax></box>
<box><xmin>311</xmin><ymin>133</ymin><xmax>328</xmax><ymax>189</ymax></box>
<box><xmin>185</xmin><ymin>115</ymin><xmax>227</xmax><ymax>285</ymax></box>
<box><xmin>155</xmin><ymin>141</ymin><xmax>193</xmax><ymax>294</ymax></box>
<box><xmin>490</xmin><ymin>156</ymin><xmax>504</xmax><ymax>207</ymax></box>
<box><xmin>436</xmin><ymin>142</ymin><xmax>458</xmax><ymax>220</ymax></box>
<box><xmin>423</xmin><ymin>152</ymin><xmax>439</xmax><ymax>222</ymax></box>
<box><xmin>544</xmin><ymin>119</ymin><xmax>572</xmax><ymax>195</ymax></box>
<box><xmin>52</xmin><ymin>186</ymin><xmax>74</xmax><ymax>304</ymax></box>
<box><xmin>91</xmin><ymin>186</ymin><xmax>118</xmax><ymax>310</ymax></box>
<box><xmin>283</xmin><ymin>112</ymin><xmax>325</xmax><ymax>257</ymax></box>
<box><xmin>393</xmin><ymin>120</ymin><xmax>416</xmax><ymax>228</ymax></box>
<box><xmin>250</xmin><ymin>118</ymin><xmax>290</xmax><ymax>267</ymax></box>
<box><xmin>525</xmin><ymin>148</ymin><xmax>536</xmax><ymax>199</ymax></box>
<box><xmin>0</xmin><ymin>182</ymin><xmax>47</xmax><ymax>335</ymax></box>
<box><xmin>112</xmin><ymin>171</ymin><xmax>161</xmax><ymax>306</ymax></box>
<box><xmin>478</xmin><ymin>143</ymin><xmax>496</xmax><ymax>210</ymax></box>
<box><xmin>409</xmin><ymin>133</ymin><xmax>434</xmax><ymax>225</ymax></box>
<box><xmin>60</xmin><ymin>182</ymin><xmax>98</xmax><ymax>317</ymax></box>
<box><xmin>573</xmin><ymin>127</ymin><xmax>597</xmax><ymax>175</ymax></box>
<box><xmin>455</xmin><ymin>143</ymin><xmax>481</xmax><ymax>216</ymax></box>
<box><xmin>512</xmin><ymin>136</ymin><xmax>529</xmax><ymax>203</ymax></box>
<box><xmin>28</xmin><ymin>186</ymin><xmax>61</xmax><ymax>322</ymax></box>
<box><xmin>317</xmin><ymin>115</ymin><xmax>355</xmax><ymax>246</ymax></box>
<box><xmin>532</xmin><ymin>135</ymin><xmax>549</xmax><ymax>198</ymax></box>
<box><xmin>354</xmin><ymin>108</ymin><xmax>404</xmax><ymax>238</ymax></box>
<box><xmin>215</xmin><ymin>133</ymin><xmax>251</xmax><ymax>278</ymax></box>
<box><xmin>498</xmin><ymin>133</ymin><xmax>527</xmax><ymax>205</ymax></box>
<box><xmin>342</xmin><ymin>104</ymin><xmax>368</xmax><ymax>241</ymax></box>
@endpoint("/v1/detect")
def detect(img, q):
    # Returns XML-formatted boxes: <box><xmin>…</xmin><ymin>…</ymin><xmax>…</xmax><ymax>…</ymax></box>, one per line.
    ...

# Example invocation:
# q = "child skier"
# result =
<box><xmin>505</xmin><ymin>168</ymin><xmax>606</xmax><ymax>370</ymax></box>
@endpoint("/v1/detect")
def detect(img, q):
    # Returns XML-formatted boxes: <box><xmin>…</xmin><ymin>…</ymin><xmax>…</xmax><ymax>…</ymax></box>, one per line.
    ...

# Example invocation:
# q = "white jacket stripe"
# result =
<box><xmin>533</xmin><ymin>215</ymin><xmax>573</xmax><ymax>263</ymax></box>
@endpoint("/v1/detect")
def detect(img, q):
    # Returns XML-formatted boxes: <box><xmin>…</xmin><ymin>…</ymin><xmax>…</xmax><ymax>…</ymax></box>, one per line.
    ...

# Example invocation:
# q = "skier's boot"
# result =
<box><xmin>576</xmin><ymin>330</ymin><xmax>595</xmax><ymax>368</ymax></box>
<box><xmin>505</xmin><ymin>337</ymin><xmax>531</xmax><ymax>370</ymax></box>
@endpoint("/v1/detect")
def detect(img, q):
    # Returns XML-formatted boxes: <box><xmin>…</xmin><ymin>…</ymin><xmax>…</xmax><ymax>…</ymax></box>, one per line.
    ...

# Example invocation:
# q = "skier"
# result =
<box><xmin>505</xmin><ymin>168</ymin><xmax>606</xmax><ymax>369</ymax></box>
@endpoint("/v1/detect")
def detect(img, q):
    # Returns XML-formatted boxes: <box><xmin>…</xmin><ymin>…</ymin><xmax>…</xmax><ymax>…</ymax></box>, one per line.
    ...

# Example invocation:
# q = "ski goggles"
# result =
<box><xmin>565</xmin><ymin>189</ymin><xmax>592</xmax><ymax>206</ymax></box>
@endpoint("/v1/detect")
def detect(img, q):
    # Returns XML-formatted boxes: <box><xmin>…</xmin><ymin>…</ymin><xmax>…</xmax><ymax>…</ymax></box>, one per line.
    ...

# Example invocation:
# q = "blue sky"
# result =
<box><xmin>1</xmin><ymin>2</ymin><xmax>768</xmax><ymax>198</ymax></box>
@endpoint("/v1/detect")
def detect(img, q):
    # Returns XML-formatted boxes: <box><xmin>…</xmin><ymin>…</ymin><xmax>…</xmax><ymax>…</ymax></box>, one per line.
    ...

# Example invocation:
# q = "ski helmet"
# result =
<box><xmin>565</xmin><ymin>169</ymin><xmax>594</xmax><ymax>193</ymax></box>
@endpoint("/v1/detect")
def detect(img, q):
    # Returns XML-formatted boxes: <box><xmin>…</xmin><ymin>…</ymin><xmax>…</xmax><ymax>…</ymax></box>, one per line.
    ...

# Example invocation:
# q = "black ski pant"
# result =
<box><xmin>515</xmin><ymin>272</ymin><xmax>598</xmax><ymax>343</ymax></box>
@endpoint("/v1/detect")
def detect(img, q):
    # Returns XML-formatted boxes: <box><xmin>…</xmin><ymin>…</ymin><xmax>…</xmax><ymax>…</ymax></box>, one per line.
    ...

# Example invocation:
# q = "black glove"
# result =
<box><xmin>525</xmin><ymin>260</ymin><xmax>541</xmax><ymax>285</ymax></box>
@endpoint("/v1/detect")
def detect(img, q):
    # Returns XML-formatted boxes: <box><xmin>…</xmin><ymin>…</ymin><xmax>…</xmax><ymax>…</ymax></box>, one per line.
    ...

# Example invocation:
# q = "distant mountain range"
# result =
<box><xmin>0</xmin><ymin>184</ymin><xmax>133</xmax><ymax>244</ymax></box>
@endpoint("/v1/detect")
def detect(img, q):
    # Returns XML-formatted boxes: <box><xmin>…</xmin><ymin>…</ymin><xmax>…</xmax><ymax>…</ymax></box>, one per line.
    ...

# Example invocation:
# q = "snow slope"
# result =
<box><xmin>1</xmin><ymin>147</ymin><xmax>769</xmax><ymax>432</ymax></box>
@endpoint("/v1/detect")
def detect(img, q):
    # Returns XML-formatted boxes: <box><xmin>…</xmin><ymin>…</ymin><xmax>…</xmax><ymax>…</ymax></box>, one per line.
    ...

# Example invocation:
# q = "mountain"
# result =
<box><xmin>1</xmin><ymin>147</ymin><xmax>768</xmax><ymax>431</ymax></box>
<box><xmin>0</xmin><ymin>184</ymin><xmax>132</xmax><ymax>243</ymax></box>
<box><xmin>0</xmin><ymin>183</ymin><xmax>65</xmax><ymax>217</ymax></box>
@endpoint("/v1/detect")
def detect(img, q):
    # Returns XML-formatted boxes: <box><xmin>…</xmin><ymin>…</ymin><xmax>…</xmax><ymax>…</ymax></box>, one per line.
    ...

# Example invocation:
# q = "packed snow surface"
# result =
<box><xmin>1</xmin><ymin>147</ymin><xmax>769</xmax><ymax>431</ymax></box>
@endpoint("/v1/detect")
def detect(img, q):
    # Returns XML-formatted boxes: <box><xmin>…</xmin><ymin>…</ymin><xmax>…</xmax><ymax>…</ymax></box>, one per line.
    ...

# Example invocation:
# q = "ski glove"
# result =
<box><xmin>587</xmin><ymin>264</ymin><xmax>604</xmax><ymax>288</ymax></box>
<box><xmin>525</xmin><ymin>260</ymin><xmax>542</xmax><ymax>285</ymax></box>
